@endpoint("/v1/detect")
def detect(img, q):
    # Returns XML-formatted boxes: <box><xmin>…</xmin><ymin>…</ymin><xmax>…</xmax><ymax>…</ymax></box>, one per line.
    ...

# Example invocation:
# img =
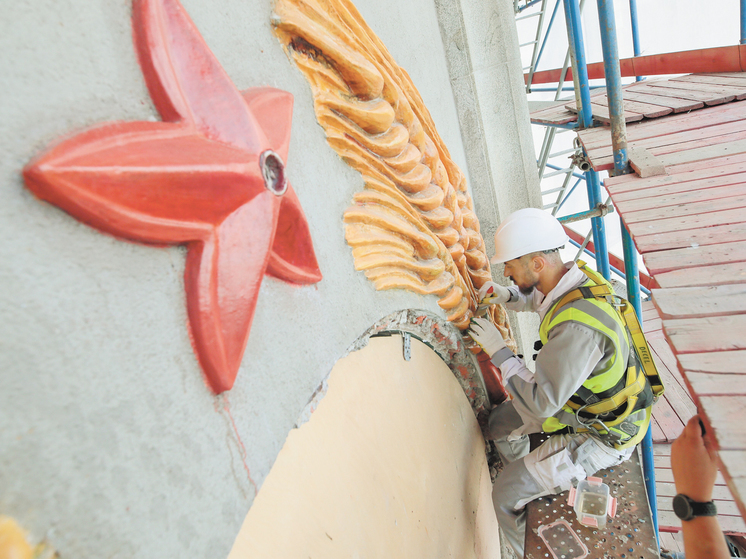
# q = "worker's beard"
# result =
<box><xmin>509</xmin><ymin>276</ymin><xmax>539</xmax><ymax>295</ymax></box>
<box><xmin>518</xmin><ymin>283</ymin><xmax>537</xmax><ymax>296</ymax></box>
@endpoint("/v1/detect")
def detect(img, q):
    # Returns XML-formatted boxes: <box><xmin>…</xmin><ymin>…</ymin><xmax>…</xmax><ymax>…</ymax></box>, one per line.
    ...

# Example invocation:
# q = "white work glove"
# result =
<box><xmin>467</xmin><ymin>317</ymin><xmax>507</xmax><ymax>358</ymax></box>
<box><xmin>478</xmin><ymin>281</ymin><xmax>511</xmax><ymax>306</ymax></box>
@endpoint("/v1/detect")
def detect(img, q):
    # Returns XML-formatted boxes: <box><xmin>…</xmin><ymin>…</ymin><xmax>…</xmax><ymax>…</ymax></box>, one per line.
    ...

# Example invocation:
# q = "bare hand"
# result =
<box><xmin>671</xmin><ymin>414</ymin><xmax>719</xmax><ymax>502</ymax></box>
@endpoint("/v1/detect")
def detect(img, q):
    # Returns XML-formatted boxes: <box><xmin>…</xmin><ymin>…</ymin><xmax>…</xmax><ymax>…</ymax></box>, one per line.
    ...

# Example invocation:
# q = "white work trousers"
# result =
<box><xmin>488</xmin><ymin>401</ymin><xmax>633</xmax><ymax>557</ymax></box>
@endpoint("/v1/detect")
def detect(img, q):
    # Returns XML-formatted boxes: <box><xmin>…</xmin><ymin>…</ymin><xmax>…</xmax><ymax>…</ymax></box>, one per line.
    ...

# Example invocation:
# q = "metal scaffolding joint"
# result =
<box><xmin>557</xmin><ymin>203</ymin><xmax>614</xmax><ymax>224</ymax></box>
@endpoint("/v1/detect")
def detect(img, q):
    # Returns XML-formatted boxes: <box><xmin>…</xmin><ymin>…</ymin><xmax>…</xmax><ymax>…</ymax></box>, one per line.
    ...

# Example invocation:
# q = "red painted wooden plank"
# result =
<box><xmin>649</xmin><ymin>338</ymin><xmax>697</xmax><ymax>420</ymax></box>
<box><xmin>653</xmin><ymin>285</ymin><xmax>746</xmax><ymax>319</ymax></box>
<box><xmin>632</xmin><ymin>82</ymin><xmax>740</xmax><ymax>106</ymax></box>
<box><xmin>654</xmin><ymin>466</ymin><xmax>675</xmax><ymax>483</ymax></box>
<box><xmin>581</xmin><ymin>100</ymin><xmax>746</xmax><ymax>153</ymax></box>
<box><xmin>659</xmin><ymin>511</ymin><xmax>746</xmax><ymax>535</ymax></box>
<box><xmin>615</xmin><ymin>183</ymin><xmax>746</xmax><ymax>214</ymax></box>
<box><xmin>656</xmin><ymin>375</ymin><xmax>696</xmax><ymax>429</ymax></box>
<box><xmin>651</xmin><ymin>392</ymin><xmax>686</xmax><ymax>442</ymax></box>
<box><xmin>626</xmin><ymin>206</ymin><xmax>746</xmax><ymax>237</ymax></box>
<box><xmin>644</xmin><ymin>316</ymin><xmax>663</xmax><ymax>334</ymax></box>
<box><xmin>654</xmin><ymin>455</ymin><xmax>676</xmax><ymax>469</ymax></box>
<box><xmin>659</xmin><ymin>150</ymin><xmax>746</xmax><ymax>176</ymax></box>
<box><xmin>663</xmin><ymin>314</ymin><xmax>746</xmax><ymax>354</ymax></box>
<box><xmin>718</xmin><ymin>450</ymin><xmax>746</xmax><ymax>517</ymax></box>
<box><xmin>657</xmin><ymin>481</ymin><xmax>735</xmax><ymax>501</ymax></box>
<box><xmin>660</xmin><ymin>532</ymin><xmax>683</xmax><ymax>554</ymax></box>
<box><xmin>531</xmin><ymin>112</ymin><xmax>577</xmax><ymax>126</ymax></box>
<box><xmin>653</xmin><ymin>442</ymin><xmax>671</xmax><ymax>456</ymax></box>
<box><xmin>588</xmin><ymin>102</ymin><xmax>644</xmax><ymax>124</ymax></box>
<box><xmin>633</xmin><ymin>221</ymin><xmax>746</xmax><ymax>253</ymax></box>
<box><xmin>643</xmin><ymin>241</ymin><xmax>746</xmax><ymax>276</ymax></box>
<box><xmin>530</xmin><ymin>101</ymin><xmax>571</xmax><ymax>116</ymax></box>
<box><xmin>655</xmin><ymin>465</ymin><xmax>728</xmax><ymax>487</ymax></box>
<box><xmin>530</xmin><ymin>102</ymin><xmax>579</xmax><ymax>125</ymax></box>
<box><xmin>651</xmin><ymin>129</ymin><xmax>746</xmax><ymax>158</ymax></box>
<box><xmin>623</xmin><ymin>90</ymin><xmax>704</xmax><ymax>113</ymax></box>
<box><xmin>606</xmin><ymin>153</ymin><xmax>746</xmax><ymax>191</ymax></box>
<box><xmin>671</xmin><ymin>74</ymin><xmax>746</xmax><ymax>89</ymax></box>
<box><xmin>610</xmin><ymin>170</ymin><xmax>746</xmax><ymax>204</ymax></box>
<box><xmin>585</xmin><ymin>120</ymin><xmax>746</xmax><ymax>166</ymax></box>
<box><xmin>699</xmin><ymin>396</ymin><xmax>746</xmax><ymax>449</ymax></box>
<box><xmin>654</xmin><ymin>261</ymin><xmax>746</xmax><ymax>289</ymax></box>
<box><xmin>532</xmin><ymin>107</ymin><xmax>577</xmax><ymax>120</ymax></box>
<box><xmin>683</xmin><ymin>371</ymin><xmax>746</xmax><ymax>396</ymax></box>
<box><xmin>708</xmin><ymin>72</ymin><xmax>746</xmax><ymax>79</ymax></box>
<box><xmin>621</xmin><ymin>193</ymin><xmax>746</xmax><ymax>225</ymax></box>
<box><xmin>581</xmin><ymin>98</ymin><xmax>746</xmax><ymax>144</ymax></box>
<box><xmin>652</xmin><ymin>414</ymin><xmax>666</xmax><ymax>443</ymax></box>
<box><xmin>678</xmin><ymin>350</ymin><xmax>746</xmax><ymax>373</ymax></box>
<box><xmin>656</xmin><ymin>138</ymin><xmax>746</xmax><ymax>167</ymax></box>
<box><xmin>591</xmin><ymin>94</ymin><xmax>673</xmax><ymax>119</ymax></box>
<box><xmin>646</xmin><ymin>79</ymin><xmax>745</xmax><ymax>100</ymax></box>
<box><xmin>626</xmin><ymin>82</ymin><xmax>736</xmax><ymax>106</ymax></box>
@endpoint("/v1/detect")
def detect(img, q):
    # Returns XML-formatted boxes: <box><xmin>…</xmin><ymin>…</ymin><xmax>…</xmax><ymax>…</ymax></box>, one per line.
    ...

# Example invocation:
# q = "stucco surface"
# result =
<box><xmin>0</xmin><ymin>0</ymin><xmax>536</xmax><ymax>556</ymax></box>
<box><xmin>228</xmin><ymin>335</ymin><xmax>500</xmax><ymax>558</ymax></box>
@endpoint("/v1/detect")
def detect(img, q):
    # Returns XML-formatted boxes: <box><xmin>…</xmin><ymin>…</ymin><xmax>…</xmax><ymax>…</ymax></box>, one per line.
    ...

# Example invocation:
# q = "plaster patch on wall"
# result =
<box><xmin>271</xmin><ymin>0</ymin><xmax>515</xmax><ymax>349</ymax></box>
<box><xmin>228</xmin><ymin>335</ymin><xmax>500</xmax><ymax>559</ymax></box>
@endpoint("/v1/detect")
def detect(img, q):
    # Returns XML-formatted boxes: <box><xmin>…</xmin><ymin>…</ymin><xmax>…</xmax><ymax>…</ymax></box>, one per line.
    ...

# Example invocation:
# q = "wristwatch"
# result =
<box><xmin>672</xmin><ymin>493</ymin><xmax>718</xmax><ymax>521</ymax></box>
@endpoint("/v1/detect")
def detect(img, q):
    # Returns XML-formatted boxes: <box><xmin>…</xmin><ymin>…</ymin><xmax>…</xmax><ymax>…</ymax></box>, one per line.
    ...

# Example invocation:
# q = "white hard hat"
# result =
<box><xmin>491</xmin><ymin>208</ymin><xmax>569</xmax><ymax>264</ymax></box>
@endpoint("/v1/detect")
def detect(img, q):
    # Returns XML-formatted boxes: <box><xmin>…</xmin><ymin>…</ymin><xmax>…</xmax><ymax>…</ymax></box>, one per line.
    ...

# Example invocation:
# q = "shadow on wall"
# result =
<box><xmin>227</xmin><ymin>311</ymin><xmax>500</xmax><ymax>558</ymax></box>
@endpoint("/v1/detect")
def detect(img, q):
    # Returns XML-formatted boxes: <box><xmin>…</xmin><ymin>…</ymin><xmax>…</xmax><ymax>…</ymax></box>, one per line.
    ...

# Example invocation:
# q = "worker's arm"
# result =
<box><xmin>671</xmin><ymin>415</ymin><xmax>730</xmax><ymax>559</ymax></box>
<box><xmin>493</xmin><ymin>321</ymin><xmax>605</xmax><ymax>427</ymax></box>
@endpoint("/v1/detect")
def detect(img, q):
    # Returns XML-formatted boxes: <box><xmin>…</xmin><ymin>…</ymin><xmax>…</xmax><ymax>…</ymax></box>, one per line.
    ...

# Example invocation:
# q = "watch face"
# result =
<box><xmin>673</xmin><ymin>494</ymin><xmax>693</xmax><ymax>521</ymax></box>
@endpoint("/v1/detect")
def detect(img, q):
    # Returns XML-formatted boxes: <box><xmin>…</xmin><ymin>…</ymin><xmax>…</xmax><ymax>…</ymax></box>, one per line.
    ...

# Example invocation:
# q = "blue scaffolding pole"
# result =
<box><xmin>562</xmin><ymin>0</ymin><xmax>611</xmax><ymax>280</ymax></box>
<box><xmin>629</xmin><ymin>0</ymin><xmax>643</xmax><ymax>81</ymax></box>
<box><xmin>596</xmin><ymin>0</ymin><xmax>659</xmax><ymax>545</ymax></box>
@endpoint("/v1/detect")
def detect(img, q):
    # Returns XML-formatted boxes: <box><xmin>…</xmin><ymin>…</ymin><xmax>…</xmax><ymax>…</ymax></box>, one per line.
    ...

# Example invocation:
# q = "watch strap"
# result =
<box><xmin>673</xmin><ymin>493</ymin><xmax>717</xmax><ymax>521</ymax></box>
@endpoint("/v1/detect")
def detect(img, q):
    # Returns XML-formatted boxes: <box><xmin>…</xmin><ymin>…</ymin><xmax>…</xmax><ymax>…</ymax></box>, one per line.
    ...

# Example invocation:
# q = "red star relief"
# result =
<box><xmin>23</xmin><ymin>0</ymin><xmax>322</xmax><ymax>393</ymax></box>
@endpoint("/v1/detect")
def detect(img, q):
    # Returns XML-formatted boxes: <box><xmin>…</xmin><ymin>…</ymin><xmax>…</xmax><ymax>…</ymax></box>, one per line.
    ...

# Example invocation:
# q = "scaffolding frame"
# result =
<box><xmin>517</xmin><ymin>0</ymin><xmax>746</xmax><ymax>546</ymax></box>
<box><xmin>513</xmin><ymin>0</ymin><xmax>700</xmax><ymax>545</ymax></box>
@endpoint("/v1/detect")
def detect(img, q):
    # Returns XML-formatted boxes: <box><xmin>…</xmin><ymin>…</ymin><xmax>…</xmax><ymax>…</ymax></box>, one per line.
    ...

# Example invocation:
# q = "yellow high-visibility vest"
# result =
<box><xmin>540</xmin><ymin>262</ymin><xmax>664</xmax><ymax>450</ymax></box>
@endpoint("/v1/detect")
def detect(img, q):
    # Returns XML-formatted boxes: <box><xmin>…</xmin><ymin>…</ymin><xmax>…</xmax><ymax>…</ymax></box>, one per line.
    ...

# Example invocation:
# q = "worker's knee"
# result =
<box><xmin>492</xmin><ymin>457</ymin><xmax>545</xmax><ymax>513</ymax></box>
<box><xmin>487</xmin><ymin>400</ymin><xmax>524</xmax><ymax>440</ymax></box>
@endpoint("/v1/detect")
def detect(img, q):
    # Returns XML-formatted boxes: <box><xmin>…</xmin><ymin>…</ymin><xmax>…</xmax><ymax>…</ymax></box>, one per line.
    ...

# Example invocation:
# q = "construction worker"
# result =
<box><xmin>468</xmin><ymin>207</ymin><xmax>654</xmax><ymax>557</ymax></box>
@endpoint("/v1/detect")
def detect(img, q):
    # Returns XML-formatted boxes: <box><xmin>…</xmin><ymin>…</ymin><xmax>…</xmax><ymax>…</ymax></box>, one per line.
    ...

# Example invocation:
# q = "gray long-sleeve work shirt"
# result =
<box><xmin>490</xmin><ymin>263</ymin><xmax>621</xmax><ymax>435</ymax></box>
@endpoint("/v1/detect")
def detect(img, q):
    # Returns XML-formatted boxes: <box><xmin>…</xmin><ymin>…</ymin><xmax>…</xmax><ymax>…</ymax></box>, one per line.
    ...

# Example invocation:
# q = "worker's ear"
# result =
<box><xmin>531</xmin><ymin>254</ymin><xmax>545</xmax><ymax>273</ymax></box>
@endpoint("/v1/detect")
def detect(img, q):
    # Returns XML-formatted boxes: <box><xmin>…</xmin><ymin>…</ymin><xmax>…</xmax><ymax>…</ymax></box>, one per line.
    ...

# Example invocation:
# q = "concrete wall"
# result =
<box><xmin>0</xmin><ymin>0</ymin><xmax>538</xmax><ymax>556</ymax></box>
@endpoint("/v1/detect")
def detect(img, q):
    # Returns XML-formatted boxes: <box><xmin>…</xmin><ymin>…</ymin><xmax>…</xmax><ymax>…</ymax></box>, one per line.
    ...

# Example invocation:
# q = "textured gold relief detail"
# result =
<box><xmin>272</xmin><ymin>0</ymin><xmax>515</xmax><ymax>347</ymax></box>
<box><xmin>0</xmin><ymin>516</ymin><xmax>57</xmax><ymax>559</ymax></box>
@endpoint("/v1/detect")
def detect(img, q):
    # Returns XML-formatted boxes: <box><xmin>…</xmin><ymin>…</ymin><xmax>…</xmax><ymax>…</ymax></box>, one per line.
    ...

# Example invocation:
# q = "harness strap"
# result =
<box><xmin>568</xmin><ymin>366</ymin><xmax>648</xmax><ymax>416</ymax></box>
